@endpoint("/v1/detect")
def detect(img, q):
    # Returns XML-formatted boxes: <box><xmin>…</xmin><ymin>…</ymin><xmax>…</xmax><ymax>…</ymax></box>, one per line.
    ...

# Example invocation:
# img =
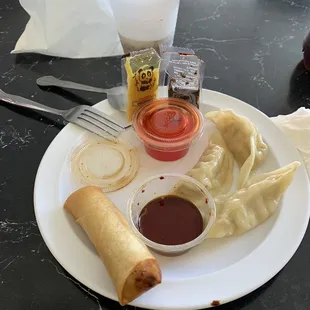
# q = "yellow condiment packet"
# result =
<box><xmin>122</xmin><ymin>48</ymin><xmax>161</xmax><ymax>120</ymax></box>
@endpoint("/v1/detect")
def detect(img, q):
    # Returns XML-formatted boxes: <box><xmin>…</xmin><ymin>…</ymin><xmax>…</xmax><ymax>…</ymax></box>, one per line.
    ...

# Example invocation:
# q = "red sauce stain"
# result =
<box><xmin>211</xmin><ymin>300</ymin><xmax>220</xmax><ymax>306</ymax></box>
<box><xmin>159</xmin><ymin>176</ymin><xmax>164</xmax><ymax>180</ymax></box>
<box><xmin>205</xmin><ymin>198</ymin><xmax>208</xmax><ymax>203</ymax></box>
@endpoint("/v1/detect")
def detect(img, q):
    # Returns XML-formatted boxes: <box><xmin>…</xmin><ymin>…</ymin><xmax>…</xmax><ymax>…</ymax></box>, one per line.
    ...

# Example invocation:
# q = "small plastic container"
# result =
<box><xmin>132</xmin><ymin>98</ymin><xmax>204</xmax><ymax>161</ymax></box>
<box><xmin>127</xmin><ymin>173</ymin><xmax>216</xmax><ymax>256</ymax></box>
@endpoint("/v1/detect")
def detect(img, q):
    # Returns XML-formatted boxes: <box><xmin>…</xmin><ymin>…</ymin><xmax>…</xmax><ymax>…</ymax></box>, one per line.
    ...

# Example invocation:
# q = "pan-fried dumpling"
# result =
<box><xmin>206</xmin><ymin>109</ymin><xmax>268</xmax><ymax>188</ymax></box>
<box><xmin>208</xmin><ymin>161</ymin><xmax>300</xmax><ymax>238</ymax></box>
<box><xmin>186</xmin><ymin>131</ymin><xmax>234</xmax><ymax>196</ymax></box>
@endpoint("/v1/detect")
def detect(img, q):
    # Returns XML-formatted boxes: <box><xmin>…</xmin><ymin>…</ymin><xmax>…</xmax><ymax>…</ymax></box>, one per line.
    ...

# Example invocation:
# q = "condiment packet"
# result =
<box><xmin>121</xmin><ymin>48</ymin><xmax>164</xmax><ymax>121</ymax></box>
<box><xmin>160</xmin><ymin>46</ymin><xmax>205</xmax><ymax>109</ymax></box>
<box><xmin>160</xmin><ymin>45</ymin><xmax>196</xmax><ymax>56</ymax></box>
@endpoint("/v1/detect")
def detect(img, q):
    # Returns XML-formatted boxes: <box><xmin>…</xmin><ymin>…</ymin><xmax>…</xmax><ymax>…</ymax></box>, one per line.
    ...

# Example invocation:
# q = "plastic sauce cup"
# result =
<box><xmin>132</xmin><ymin>98</ymin><xmax>204</xmax><ymax>161</ymax></box>
<box><xmin>127</xmin><ymin>173</ymin><xmax>216</xmax><ymax>256</ymax></box>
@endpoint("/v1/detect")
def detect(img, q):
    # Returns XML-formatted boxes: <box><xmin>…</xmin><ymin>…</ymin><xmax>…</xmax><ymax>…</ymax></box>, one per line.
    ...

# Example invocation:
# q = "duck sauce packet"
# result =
<box><xmin>160</xmin><ymin>46</ymin><xmax>205</xmax><ymax>109</ymax></box>
<box><xmin>122</xmin><ymin>48</ymin><xmax>162</xmax><ymax>121</ymax></box>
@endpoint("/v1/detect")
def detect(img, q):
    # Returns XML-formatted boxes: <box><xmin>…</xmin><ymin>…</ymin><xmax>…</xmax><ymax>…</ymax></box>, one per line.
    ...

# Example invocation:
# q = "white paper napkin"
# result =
<box><xmin>12</xmin><ymin>0</ymin><xmax>123</xmax><ymax>58</ymax></box>
<box><xmin>271</xmin><ymin>107</ymin><xmax>310</xmax><ymax>177</ymax></box>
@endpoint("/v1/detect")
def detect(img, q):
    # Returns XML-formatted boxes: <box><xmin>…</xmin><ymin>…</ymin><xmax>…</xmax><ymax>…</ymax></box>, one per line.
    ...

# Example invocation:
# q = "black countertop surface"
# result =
<box><xmin>1</xmin><ymin>0</ymin><xmax>310</xmax><ymax>309</ymax></box>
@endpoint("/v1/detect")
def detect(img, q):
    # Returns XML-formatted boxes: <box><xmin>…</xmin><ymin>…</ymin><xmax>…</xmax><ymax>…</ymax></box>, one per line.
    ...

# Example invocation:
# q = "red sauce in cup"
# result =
<box><xmin>132</xmin><ymin>98</ymin><xmax>204</xmax><ymax>161</ymax></box>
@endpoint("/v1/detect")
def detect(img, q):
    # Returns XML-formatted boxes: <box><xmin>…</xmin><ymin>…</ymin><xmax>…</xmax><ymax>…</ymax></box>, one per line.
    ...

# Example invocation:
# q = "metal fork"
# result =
<box><xmin>0</xmin><ymin>89</ymin><xmax>129</xmax><ymax>139</ymax></box>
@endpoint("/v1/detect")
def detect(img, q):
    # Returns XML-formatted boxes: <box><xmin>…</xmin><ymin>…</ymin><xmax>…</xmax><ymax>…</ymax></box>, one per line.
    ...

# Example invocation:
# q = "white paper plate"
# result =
<box><xmin>34</xmin><ymin>89</ymin><xmax>310</xmax><ymax>309</ymax></box>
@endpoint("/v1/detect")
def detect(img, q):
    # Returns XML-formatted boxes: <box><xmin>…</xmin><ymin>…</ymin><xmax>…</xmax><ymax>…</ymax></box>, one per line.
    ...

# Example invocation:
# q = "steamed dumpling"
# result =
<box><xmin>206</xmin><ymin>109</ymin><xmax>268</xmax><ymax>188</ymax></box>
<box><xmin>186</xmin><ymin>131</ymin><xmax>234</xmax><ymax>196</ymax></box>
<box><xmin>208</xmin><ymin>161</ymin><xmax>300</xmax><ymax>238</ymax></box>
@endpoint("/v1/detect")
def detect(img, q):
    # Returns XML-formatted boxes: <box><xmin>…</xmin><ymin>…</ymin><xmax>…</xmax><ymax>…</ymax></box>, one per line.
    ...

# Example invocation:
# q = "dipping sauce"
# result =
<box><xmin>138</xmin><ymin>195</ymin><xmax>203</xmax><ymax>245</ymax></box>
<box><xmin>132</xmin><ymin>98</ymin><xmax>204</xmax><ymax>161</ymax></box>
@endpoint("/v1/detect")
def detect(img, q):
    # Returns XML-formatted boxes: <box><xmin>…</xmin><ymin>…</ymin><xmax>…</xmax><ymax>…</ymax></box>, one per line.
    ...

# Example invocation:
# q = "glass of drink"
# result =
<box><xmin>109</xmin><ymin>0</ymin><xmax>180</xmax><ymax>53</ymax></box>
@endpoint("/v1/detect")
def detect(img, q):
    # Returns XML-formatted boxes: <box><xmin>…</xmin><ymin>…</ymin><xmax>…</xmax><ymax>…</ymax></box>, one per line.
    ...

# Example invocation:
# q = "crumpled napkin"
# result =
<box><xmin>12</xmin><ymin>0</ymin><xmax>123</xmax><ymax>58</ymax></box>
<box><xmin>271</xmin><ymin>107</ymin><xmax>310</xmax><ymax>177</ymax></box>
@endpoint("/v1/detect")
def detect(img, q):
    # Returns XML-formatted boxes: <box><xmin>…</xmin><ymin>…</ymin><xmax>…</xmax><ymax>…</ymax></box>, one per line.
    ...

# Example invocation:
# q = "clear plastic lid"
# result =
<box><xmin>132</xmin><ymin>98</ymin><xmax>204</xmax><ymax>151</ymax></box>
<box><xmin>68</xmin><ymin>133</ymin><xmax>139</xmax><ymax>193</ymax></box>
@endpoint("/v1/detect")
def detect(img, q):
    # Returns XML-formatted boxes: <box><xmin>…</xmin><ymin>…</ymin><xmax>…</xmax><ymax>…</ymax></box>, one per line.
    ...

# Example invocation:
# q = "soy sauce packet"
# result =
<box><xmin>121</xmin><ymin>48</ymin><xmax>163</xmax><ymax>121</ymax></box>
<box><xmin>160</xmin><ymin>46</ymin><xmax>205</xmax><ymax>109</ymax></box>
<box><xmin>160</xmin><ymin>46</ymin><xmax>196</xmax><ymax>56</ymax></box>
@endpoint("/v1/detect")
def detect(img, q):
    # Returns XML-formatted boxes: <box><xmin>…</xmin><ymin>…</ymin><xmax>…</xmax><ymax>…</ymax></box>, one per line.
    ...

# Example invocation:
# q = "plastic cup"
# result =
<box><xmin>109</xmin><ymin>0</ymin><xmax>180</xmax><ymax>53</ymax></box>
<box><xmin>127</xmin><ymin>173</ymin><xmax>216</xmax><ymax>256</ymax></box>
<box><xmin>132</xmin><ymin>98</ymin><xmax>204</xmax><ymax>162</ymax></box>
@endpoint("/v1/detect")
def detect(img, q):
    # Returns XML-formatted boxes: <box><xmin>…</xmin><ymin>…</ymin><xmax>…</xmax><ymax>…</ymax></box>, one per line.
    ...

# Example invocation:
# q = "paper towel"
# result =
<box><xmin>271</xmin><ymin>107</ymin><xmax>310</xmax><ymax>177</ymax></box>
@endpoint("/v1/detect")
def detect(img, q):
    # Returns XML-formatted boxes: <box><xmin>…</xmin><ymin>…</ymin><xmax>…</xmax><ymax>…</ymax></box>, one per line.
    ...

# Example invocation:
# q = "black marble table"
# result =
<box><xmin>1</xmin><ymin>0</ymin><xmax>310</xmax><ymax>309</ymax></box>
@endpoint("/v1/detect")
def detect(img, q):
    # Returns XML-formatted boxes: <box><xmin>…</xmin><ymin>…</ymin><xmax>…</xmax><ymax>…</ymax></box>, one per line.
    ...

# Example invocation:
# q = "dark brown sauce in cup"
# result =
<box><xmin>138</xmin><ymin>195</ymin><xmax>203</xmax><ymax>246</ymax></box>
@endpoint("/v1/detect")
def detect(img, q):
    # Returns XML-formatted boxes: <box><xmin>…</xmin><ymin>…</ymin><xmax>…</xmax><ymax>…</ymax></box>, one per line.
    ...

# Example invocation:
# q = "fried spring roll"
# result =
<box><xmin>64</xmin><ymin>186</ymin><xmax>162</xmax><ymax>305</ymax></box>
